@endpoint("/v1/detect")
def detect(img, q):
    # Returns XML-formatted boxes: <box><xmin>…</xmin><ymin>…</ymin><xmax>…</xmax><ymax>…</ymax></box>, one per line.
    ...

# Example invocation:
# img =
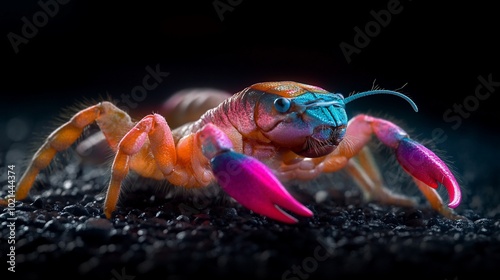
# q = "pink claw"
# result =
<box><xmin>396</xmin><ymin>138</ymin><xmax>461</xmax><ymax>208</ymax></box>
<box><xmin>211</xmin><ymin>151</ymin><xmax>313</xmax><ymax>224</ymax></box>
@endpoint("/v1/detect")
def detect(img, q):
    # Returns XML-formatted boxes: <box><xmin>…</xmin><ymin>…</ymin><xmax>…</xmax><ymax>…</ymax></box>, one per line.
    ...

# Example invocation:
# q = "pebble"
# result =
<box><xmin>62</xmin><ymin>204</ymin><xmax>90</xmax><ymax>216</ymax></box>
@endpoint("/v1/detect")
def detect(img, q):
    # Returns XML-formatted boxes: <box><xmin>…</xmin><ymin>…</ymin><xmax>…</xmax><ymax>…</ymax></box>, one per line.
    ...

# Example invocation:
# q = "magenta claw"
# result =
<box><xmin>211</xmin><ymin>151</ymin><xmax>313</xmax><ymax>224</ymax></box>
<box><xmin>395</xmin><ymin>138</ymin><xmax>462</xmax><ymax>208</ymax></box>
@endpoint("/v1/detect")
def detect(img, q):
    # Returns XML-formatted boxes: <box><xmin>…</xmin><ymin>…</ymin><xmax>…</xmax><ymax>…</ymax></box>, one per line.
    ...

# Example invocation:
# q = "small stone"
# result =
<box><xmin>63</xmin><ymin>204</ymin><xmax>89</xmax><ymax>216</ymax></box>
<box><xmin>31</xmin><ymin>197</ymin><xmax>45</xmax><ymax>209</ymax></box>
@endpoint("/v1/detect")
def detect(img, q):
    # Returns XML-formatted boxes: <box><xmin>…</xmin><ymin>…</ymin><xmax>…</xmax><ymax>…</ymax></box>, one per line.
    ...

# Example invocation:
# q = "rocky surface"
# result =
<box><xmin>1</xmin><ymin>155</ymin><xmax>499</xmax><ymax>280</ymax></box>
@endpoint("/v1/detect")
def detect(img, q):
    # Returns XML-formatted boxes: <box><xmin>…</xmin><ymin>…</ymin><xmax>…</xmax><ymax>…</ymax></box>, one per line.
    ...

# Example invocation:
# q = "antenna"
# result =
<box><xmin>343</xmin><ymin>90</ymin><xmax>418</xmax><ymax>112</ymax></box>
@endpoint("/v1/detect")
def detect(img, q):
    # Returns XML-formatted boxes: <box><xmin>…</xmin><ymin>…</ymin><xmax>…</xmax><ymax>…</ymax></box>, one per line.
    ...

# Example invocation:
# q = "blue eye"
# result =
<box><xmin>274</xmin><ymin>97</ymin><xmax>291</xmax><ymax>113</ymax></box>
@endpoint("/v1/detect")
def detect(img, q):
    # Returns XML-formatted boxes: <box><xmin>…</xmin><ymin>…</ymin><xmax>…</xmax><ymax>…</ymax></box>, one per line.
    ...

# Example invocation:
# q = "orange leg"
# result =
<box><xmin>102</xmin><ymin>113</ymin><xmax>180</xmax><ymax>217</ymax></box>
<box><xmin>0</xmin><ymin>102</ymin><xmax>134</xmax><ymax>206</ymax></box>
<box><xmin>413</xmin><ymin>178</ymin><xmax>465</xmax><ymax>219</ymax></box>
<box><xmin>344</xmin><ymin>148</ymin><xmax>417</xmax><ymax>208</ymax></box>
<box><xmin>1</xmin><ymin>105</ymin><xmax>103</xmax><ymax>205</ymax></box>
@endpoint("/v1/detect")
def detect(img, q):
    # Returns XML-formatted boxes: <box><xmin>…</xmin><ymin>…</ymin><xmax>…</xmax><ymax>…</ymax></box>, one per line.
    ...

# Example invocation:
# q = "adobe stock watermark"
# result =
<box><xmin>439</xmin><ymin>73</ymin><xmax>499</xmax><ymax>132</ymax></box>
<box><xmin>213</xmin><ymin>0</ymin><xmax>243</xmax><ymax>21</ymax></box>
<box><xmin>76</xmin><ymin>64</ymin><xmax>169</xmax><ymax>157</ymax></box>
<box><xmin>110</xmin><ymin>267</ymin><xmax>135</xmax><ymax>280</ymax></box>
<box><xmin>281</xmin><ymin>238</ymin><xmax>334</xmax><ymax>280</ymax></box>
<box><xmin>383</xmin><ymin>73</ymin><xmax>498</xmax><ymax>187</ymax></box>
<box><xmin>7</xmin><ymin>0</ymin><xmax>72</xmax><ymax>54</ymax></box>
<box><xmin>109</xmin><ymin>64</ymin><xmax>170</xmax><ymax>114</ymax></box>
<box><xmin>5</xmin><ymin>165</ymin><xmax>17</xmax><ymax>273</ymax></box>
<box><xmin>339</xmin><ymin>0</ymin><xmax>410</xmax><ymax>64</ymax></box>
<box><xmin>425</xmin><ymin>73</ymin><xmax>499</xmax><ymax>148</ymax></box>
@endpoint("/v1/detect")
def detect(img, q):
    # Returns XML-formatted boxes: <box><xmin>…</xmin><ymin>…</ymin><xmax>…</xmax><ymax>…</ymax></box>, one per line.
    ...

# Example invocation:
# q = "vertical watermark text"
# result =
<box><xmin>5</xmin><ymin>165</ymin><xmax>17</xmax><ymax>273</ymax></box>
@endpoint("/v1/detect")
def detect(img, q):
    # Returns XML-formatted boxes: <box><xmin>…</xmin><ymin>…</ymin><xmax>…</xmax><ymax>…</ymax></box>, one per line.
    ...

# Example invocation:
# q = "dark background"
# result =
<box><xmin>1</xmin><ymin>0</ymin><xmax>499</xmax><ymax>209</ymax></box>
<box><xmin>2</xmin><ymin>0</ymin><xmax>498</xmax><ymax>116</ymax></box>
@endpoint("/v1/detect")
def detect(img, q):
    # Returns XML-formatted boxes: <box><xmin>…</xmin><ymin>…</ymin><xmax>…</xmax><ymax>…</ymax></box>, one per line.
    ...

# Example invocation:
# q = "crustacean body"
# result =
<box><xmin>1</xmin><ymin>81</ymin><xmax>462</xmax><ymax>223</ymax></box>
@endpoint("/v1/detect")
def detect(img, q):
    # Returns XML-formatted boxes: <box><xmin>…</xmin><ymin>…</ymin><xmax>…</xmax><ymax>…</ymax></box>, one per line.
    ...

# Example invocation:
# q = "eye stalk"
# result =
<box><xmin>274</xmin><ymin>97</ymin><xmax>291</xmax><ymax>113</ymax></box>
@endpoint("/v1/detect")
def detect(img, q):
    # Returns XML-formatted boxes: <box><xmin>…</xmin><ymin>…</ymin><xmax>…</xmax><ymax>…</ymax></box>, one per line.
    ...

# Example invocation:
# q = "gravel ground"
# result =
<box><xmin>1</xmin><ymin>132</ymin><xmax>500</xmax><ymax>280</ymax></box>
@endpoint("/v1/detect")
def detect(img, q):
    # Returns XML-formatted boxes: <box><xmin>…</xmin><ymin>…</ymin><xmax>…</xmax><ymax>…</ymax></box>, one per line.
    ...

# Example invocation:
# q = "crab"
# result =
<box><xmin>1</xmin><ymin>81</ymin><xmax>463</xmax><ymax>223</ymax></box>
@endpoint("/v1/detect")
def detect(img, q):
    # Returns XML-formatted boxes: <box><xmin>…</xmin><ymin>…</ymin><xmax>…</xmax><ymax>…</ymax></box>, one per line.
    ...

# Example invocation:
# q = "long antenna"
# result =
<box><xmin>344</xmin><ymin>90</ymin><xmax>418</xmax><ymax>112</ymax></box>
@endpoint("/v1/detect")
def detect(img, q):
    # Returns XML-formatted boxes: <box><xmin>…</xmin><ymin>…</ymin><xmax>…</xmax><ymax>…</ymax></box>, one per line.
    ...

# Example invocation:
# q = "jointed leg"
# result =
<box><xmin>345</xmin><ymin>147</ymin><xmax>416</xmax><ymax>207</ymax></box>
<box><xmin>103</xmin><ymin>114</ymin><xmax>177</xmax><ymax>218</ymax></box>
<box><xmin>0</xmin><ymin>102</ymin><xmax>134</xmax><ymax>206</ymax></box>
<box><xmin>356</xmin><ymin>146</ymin><xmax>384</xmax><ymax>189</ymax></box>
<box><xmin>413</xmin><ymin>178</ymin><xmax>465</xmax><ymax>219</ymax></box>
<box><xmin>1</xmin><ymin>104</ymin><xmax>107</xmax><ymax>205</ymax></box>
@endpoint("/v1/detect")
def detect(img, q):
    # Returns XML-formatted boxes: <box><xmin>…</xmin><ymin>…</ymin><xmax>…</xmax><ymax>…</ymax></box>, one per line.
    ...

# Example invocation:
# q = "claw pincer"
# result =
<box><xmin>396</xmin><ymin>139</ymin><xmax>461</xmax><ymax>208</ymax></box>
<box><xmin>370</xmin><ymin>117</ymin><xmax>461</xmax><ymax>208</ymax></box>
<box><xmin>198</xmin><ymin>124</ymin><xmax>313</xmax><ymax>223</ymax></box>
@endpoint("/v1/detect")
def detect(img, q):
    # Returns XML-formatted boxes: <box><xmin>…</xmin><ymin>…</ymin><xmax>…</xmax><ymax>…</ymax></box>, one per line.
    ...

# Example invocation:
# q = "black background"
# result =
<box><xmin>1</xmin><ymin>0</ymin><xmax>499</xmax><ymax>219</ymax></box>
<box><xmin>2</xmin><ymin>0</ymin><xmax>499</xmax><ymax>114</ymax></box>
